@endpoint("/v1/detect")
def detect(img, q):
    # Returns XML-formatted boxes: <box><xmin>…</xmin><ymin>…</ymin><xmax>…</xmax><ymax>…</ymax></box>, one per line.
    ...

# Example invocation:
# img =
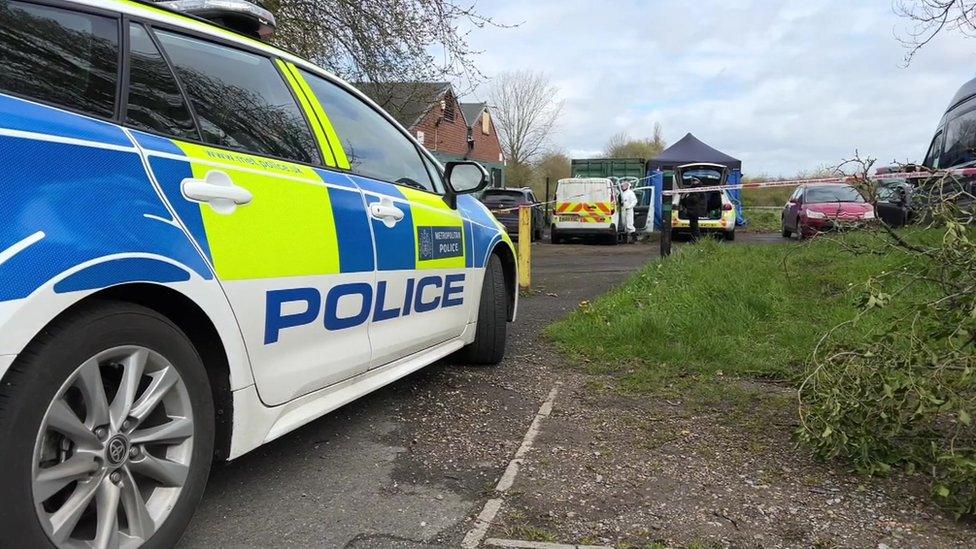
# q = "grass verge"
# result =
<box><xmin>547</xmin><ymin>231</ymin><xmax>926</xmax><ymax>394</ymax></box>
<box><xmin>741</xmin><ymin>207</ymin><xmax>781</xmax><ymax>233</ymax></box>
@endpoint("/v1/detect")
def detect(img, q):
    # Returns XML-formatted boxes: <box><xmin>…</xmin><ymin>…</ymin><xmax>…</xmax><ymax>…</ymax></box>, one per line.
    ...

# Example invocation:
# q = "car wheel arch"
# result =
<box><xmin>488</xmin><ymin>243</ymin><xmax>517</xmax><ymax>321</ymax></box>
<box><xmin>8</xmin><ymin>283</ymin><xmax>234</xmax><ymax>462</ymax></box>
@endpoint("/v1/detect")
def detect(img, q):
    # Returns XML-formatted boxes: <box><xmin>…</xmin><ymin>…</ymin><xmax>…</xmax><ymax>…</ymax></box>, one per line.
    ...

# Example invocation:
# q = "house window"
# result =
<box><xmin>482</xmin><ymin>111</ymin><xmax>491</xmax><ymax>135</ymax></box>
<box><xmin>442</xmin><ymin>94</ymin><xmax>455</xmax><ymax>123</ymax></box>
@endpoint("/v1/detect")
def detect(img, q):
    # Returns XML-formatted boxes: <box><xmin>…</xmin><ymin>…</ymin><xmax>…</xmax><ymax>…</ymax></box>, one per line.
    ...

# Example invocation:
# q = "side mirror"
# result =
<box><xmin>443</xmin><ymin>161</ymin><xmax>489</xmax><ymax>208</ymax></box>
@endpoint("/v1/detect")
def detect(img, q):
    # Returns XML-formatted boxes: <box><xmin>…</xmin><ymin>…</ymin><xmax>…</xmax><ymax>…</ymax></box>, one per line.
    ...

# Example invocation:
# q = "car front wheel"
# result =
<box><xmin>0</xmin><ymin>301</ymin><xmax>214</xmax><ymax>548</ymax></box>
<box><xmin>460</xmin><ymin>254</ymin><xmax>508</xmax><ymax>365</ymax></box>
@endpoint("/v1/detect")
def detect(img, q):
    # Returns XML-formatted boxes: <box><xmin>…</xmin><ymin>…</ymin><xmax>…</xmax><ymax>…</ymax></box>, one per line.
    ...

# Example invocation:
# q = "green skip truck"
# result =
<box><xmin>563</xmin><ymin>158</ymin><xmax>653</xmax><ymax>240</ymax></box>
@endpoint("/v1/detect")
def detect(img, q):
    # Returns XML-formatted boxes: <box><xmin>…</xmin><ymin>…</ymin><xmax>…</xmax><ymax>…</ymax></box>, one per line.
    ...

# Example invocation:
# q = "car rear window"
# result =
<box><xmin>805</xmin><ymin>186</ymin><xmax>865</xmax><ymax>203</ymax></box>
<box><xmin>482</xmin><ymin>191</ymin><xmax>526</xmax><ymax>206</ymax></box>
<box><xmin>681</xmin><ymin>168</ymin><xmax>722</xmax><ymax>184</ymax></box>
<box><xmin>0</xmin><ymin>1</ymin><xmax>119</xmax><ymax>119</ymax></box>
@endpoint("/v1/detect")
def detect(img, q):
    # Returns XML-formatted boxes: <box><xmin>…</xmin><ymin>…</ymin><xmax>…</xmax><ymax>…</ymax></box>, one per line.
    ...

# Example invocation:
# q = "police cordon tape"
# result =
<box><xmin>489</xmin><ymin>167</ymin><xmax>970</xmax><ymax>213</ymax></box>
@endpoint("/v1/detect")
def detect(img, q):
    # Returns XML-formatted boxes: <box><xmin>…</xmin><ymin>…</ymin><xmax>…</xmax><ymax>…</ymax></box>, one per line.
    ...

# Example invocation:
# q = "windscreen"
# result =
<box><xmin>805</xmin><ymin>186</ymin><xmax>865</xmax><ymax>203</ymax></box>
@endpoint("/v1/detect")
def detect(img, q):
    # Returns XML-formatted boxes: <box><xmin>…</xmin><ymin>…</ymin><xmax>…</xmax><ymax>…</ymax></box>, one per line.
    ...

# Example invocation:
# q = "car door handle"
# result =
<box><xmin>369</xmin><ymin>199</ymin><xmax>405</xmax><ymax>228</ymax></box>
<box><xmin>181</xmin><ymin>170</ymin><xmax>253</xmax><ymax>215</ymax></box>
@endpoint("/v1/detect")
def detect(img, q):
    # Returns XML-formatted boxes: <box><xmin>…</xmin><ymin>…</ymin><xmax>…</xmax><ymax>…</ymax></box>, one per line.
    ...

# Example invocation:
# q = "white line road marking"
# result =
<box><xmin>0</xmin><ymin>231</ymin><xmax>45</xmax><ymax>267</ymax></box>
<box><xmin>485</xmin><ymin>538</ymin><xmax>613</xmax><ymax>549</ymax></box>
<box><xmin>461</xmin><ymin>384</ymin><xmax>561</xmax><ymax>549</ymax></box>
<box><xmin>496</xmin><ymin>385</ymin><xmax>560</xmax><ymax>492</ymax></box>
<box><xmin>461</xmin><ymin>498</ymin><xmax>503</xmax><ymax>549</ymax></box>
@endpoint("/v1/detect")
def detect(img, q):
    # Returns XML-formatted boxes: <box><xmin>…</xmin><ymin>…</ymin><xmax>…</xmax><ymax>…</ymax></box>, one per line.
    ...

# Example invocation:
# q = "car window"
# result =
<box><xmin>482</xmin><ymin>191</ymin><xmax>526</xmax><ymax>206</ymax></box>
<box><xmin>942</xmin><ymin>107</ymin><xmax>976</xmax><ymax>168</ymax></box>
<box><xmin>299</xmin><ymin>70</ymin><xmax>436</xmax><ymax>192</ymax></box>
<box><xmin>155</xmin><ymin>30</ymin><xmax>318</xmax><ymax>164</ymax></box>
<box><xmin>0</xmin><ymin>1</ymin><xmax>118</xmax><ymax>118</ymax></box>
<box><xmin>420</xmin><ymin>153</ymin><xmax>444</xmax><ymax>190</ymax></box>
<box><xmin>804</xmin><ymin>186</ymin><xmax>865</xmax><ymax>203</ymax></box>
<box><xmin>923</xmin><ymin>131</ymin><xmax>943</xmax><ymax>169</ymax></box>
<box><xmin>877</xmin><ymin>184</ymin><xmax>911</xmax><ymax>203</ymax></box>
<box><xmin>125</xmin><ymin>23</ymin><xmax>197</xmax><ymax>141</ymax></box>
<box><xmin>682</xmin><ymin>168</ymin><xmax>722</xmax><ymax>184</ymax></box>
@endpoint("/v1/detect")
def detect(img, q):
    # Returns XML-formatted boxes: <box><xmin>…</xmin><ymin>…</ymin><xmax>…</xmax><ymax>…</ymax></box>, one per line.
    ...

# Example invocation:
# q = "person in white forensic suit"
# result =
<box><xmin>620</xmin><ymin>180</ymin><xmax>638</xmax><ymax>243</ymax></box>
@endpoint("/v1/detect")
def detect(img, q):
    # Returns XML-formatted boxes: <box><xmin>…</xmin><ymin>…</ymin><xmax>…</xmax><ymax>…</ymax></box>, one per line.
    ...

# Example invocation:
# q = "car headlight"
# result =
<box><xmin>805</xmin><ymin>209</ymin><xmax>827</xmax><ymax>219</ymax></box>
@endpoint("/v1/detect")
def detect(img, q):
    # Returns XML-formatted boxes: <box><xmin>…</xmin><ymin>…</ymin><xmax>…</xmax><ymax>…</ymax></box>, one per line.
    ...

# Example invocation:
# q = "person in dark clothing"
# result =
<box><xmin>681</xmin><ymin>177</ymin><xmax>706</xmax><ymax>241</ymax></box>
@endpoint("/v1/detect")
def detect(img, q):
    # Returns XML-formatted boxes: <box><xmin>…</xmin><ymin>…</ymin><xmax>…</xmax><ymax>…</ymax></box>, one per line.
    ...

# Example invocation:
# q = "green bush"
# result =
<box><xmin>797</xmin><ymin>220</ymin><xmax>976</xmax><ymax>516</ymax></box>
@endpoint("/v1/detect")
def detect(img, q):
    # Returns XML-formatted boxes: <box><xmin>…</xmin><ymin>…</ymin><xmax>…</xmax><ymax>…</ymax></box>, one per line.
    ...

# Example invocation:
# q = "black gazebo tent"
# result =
<box><xmin>647</xmin><ymin>133</ymin><xmax>741</xmax><ymax>171</ymax></box>
<box><xmin>647</xmin><ymin>133</ymin><xmax>744</xmax><ymax>228</ymax></box>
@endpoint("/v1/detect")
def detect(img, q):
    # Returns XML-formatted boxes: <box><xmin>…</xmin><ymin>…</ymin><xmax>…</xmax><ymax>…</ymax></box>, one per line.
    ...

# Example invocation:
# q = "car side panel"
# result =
<box><xmin>0</xmin><ymin>94</ymin><xmax>251</xmax><ymax>389</ymax></box>
<box><xmin>349</xmin><ymin>176</ymin><xmax>472</xmax><ymax>367</ymax></box>
<box><xmin>132</xmin><ymin>134</ymin><xmax>377</xmax><ymax>406</ymax></box>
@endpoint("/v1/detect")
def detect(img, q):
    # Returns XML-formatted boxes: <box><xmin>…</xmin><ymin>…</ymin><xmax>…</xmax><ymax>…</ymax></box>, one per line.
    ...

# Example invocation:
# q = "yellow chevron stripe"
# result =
<box><xmin>284</xmin><ymin>62</ymin><xmax>351</xmax><ymax>170</ymax></box>
<box><xmin>276</xmin><ymin>59</ymin><xmax>334</xmax><ymax>167</ymax></box>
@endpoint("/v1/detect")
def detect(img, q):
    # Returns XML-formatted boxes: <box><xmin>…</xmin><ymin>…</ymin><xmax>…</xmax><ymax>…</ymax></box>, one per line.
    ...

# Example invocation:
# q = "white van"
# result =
<box><xmin>550</xmin><ymin>178</ymin><xmax>619</xmax><ymax>244</ymax></box>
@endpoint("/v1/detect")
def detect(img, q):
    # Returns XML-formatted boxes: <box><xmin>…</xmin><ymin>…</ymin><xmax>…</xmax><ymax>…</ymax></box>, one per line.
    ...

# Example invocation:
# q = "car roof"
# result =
<box><xmin>947</xmin><ymin>75</ymin><xmax>976</xmax><ymax>112</ymax></box>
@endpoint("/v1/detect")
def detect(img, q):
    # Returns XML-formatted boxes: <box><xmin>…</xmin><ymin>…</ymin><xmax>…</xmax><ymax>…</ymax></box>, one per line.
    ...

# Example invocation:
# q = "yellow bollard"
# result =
<box><xmin>518</xmin><ymin>205</ymin><xmax>531</xmax><ymax>290</ymax></box>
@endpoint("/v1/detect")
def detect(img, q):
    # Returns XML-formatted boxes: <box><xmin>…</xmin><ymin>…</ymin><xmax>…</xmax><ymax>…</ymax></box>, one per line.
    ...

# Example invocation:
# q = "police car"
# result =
<box><xmin>0</xmin><ymin>1</ymin><xmax>517</xmax><ymax>546</ymax></box>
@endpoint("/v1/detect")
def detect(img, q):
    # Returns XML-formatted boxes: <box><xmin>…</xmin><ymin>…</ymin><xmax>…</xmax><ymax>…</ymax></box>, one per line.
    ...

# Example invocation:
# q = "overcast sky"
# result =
<box><xmin>462</xmin><ymin>0</ymin><xmax>975</xmax><ymax>176</ymax></box>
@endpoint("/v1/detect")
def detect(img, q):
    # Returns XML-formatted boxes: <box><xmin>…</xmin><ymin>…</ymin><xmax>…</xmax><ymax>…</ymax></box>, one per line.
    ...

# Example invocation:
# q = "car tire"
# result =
<box><xmin>550</xmin><ymin>228</ymin><xmax>561</xmax><ymax>244</ymax></box>
<box><xmin>460</xmin><ymin>254</ymin><xmax>508</xmax><ymax>365</ymax></box>
<box><xmin>0</xmin><ymin>301</ymin><xmax>215</xmax><ymax>549</ymax></box>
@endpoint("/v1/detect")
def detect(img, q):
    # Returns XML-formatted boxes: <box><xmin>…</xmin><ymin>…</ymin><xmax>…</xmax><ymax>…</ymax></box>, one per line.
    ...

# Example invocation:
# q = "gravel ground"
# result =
<box><xmin>490</xmin><ymin>377</ymin><xmax>976</xmax><ymax>547</ymax></box>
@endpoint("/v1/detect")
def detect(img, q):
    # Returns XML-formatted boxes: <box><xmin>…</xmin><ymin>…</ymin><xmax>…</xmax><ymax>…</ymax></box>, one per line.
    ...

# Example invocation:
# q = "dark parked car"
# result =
<box><xmin>781</xmin><ymin>184</ymin><xmax>874</xmax><ymax>239</ymax></box>
<box><xmin>480</xmin><ymin>188</ymin><xmax>545</xmax><ymax>240</ymax></box>
<box><xmin>875</xmin><ymin>176</ymin><xmax>916</xmax><ymax>228</ymax></box>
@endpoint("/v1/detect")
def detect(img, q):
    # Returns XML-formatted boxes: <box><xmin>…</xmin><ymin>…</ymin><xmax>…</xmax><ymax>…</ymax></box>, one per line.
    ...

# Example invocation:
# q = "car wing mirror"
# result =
<box><xmin>443</xmin><ymin>161</ymin><xmax>490</xmax><ymax>209</ymax></box>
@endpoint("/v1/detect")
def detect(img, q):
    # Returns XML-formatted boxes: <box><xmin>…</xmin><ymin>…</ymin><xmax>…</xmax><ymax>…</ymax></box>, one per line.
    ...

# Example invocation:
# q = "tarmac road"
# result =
<box><xmin>178</xmin><ymin>235</ymin><xmax>776</xmax><ymax>548</ymax></box>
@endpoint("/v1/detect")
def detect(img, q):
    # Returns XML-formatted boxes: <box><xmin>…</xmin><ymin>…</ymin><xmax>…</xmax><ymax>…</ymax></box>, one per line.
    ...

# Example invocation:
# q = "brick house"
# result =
<box><xmin>356</xmin><ymin>82</ymin><xmax>506</xmax><ymax>187</ymax></box>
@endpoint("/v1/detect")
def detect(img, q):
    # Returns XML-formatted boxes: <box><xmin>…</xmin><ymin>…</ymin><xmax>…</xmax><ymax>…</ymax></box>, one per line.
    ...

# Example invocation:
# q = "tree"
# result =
<box><xmin>894</xmin><ymin>0</ymin><xmax>976</xmax><ymax>63</ymax></box>
<box><xmin>532</xmin><ymin>152</ymin><xmax>572</xmax><ymax>201</ymax></box>
<box><xmin>488</xmin><ymin>71</ymin><xmax>564</xmax><ymax>178</ymax></box>
<box><xmin>603</xmin><ymin>124</ymin><xmax>666</xmax><ymax>159</ymax></box>
<box><xmin>505</xmin><ymin>162</ymin><xmax>536</xmax><ymax>189</ymax></box>
<box><xmin>263</xmin><ymin>0</ymin><xmax>506</xmax><ymax>86</ymax></box>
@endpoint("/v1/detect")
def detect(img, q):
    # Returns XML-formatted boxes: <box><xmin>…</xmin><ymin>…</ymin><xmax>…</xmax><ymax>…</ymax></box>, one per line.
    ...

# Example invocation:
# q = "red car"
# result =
<box><xmin>781</xmin><ymin>184</ymin><xmax>874</xmax><ymax>239</ymax></box>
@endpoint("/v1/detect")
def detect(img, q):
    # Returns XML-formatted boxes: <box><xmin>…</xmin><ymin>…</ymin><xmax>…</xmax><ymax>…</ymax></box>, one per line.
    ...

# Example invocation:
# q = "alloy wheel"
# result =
<box><xmin>32</xmin><ymin>346</ymin><xmax>194</xmax><ymax>549</ymax></box>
